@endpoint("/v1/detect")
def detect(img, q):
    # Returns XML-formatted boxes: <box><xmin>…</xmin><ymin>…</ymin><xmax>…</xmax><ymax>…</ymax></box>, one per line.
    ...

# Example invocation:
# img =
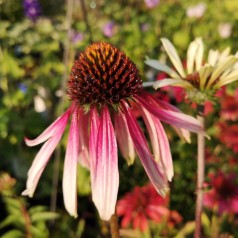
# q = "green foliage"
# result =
<box><xmin>0</xmin><ymin>173</ymin><xmax>59</xmax><ymax>238</ymax></box>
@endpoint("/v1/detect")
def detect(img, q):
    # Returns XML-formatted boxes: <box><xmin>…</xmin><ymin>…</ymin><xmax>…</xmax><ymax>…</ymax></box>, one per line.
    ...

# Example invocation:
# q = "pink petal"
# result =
<box><xmin>140</xmin><ymin>108</ymin><xmax>161</xmax><ymax>162</ymax></box>
<box><xmin>133</xmin><ymin>212</ymin><xmax>148</xmax><ymax>232</ymax></box>
<box><xmin>121</xmin><ymin>213</ymin><xmax>133</xmax><ymax>228</ymax></box>
<box><xmin>90</xmin><ymin>107</ymin><xmax>119</xmax><ymax>220</ymax></box>
<box><xmin>146</xmin><ymin>205</ymin><xmax>169</xmax><ymax>222</ymax></box>
<box><xmin>89</xmin><ymin>107</ymin><xmax>100</xmax><ymax>177</ymax></box>
<box><xmin>154</xmin><ymin>99</ymin><xmax>191</xmax><ymax>143</ymax></box>
<box><xmin>114</xmin><ymin>113</ymin><xmax>136</xmax><ymax>165</ymax></box>
<box><xmin>25</xmin><ymin>104</ymin><xmax>74</xmax><ymax>146</ymax></box>
<box><xmin>122</xmin><ymin>101</ymin><xmax>168</xmax><ymax>197</ymax></box>
<box><xmin>230</xmin><ymin>197</ymin><xmax>238</xmax><ymax>213</ymax></box>
<box><xmin>22</xmin><ymin>108</ymin><xmax>71</xmax><ymax>197</ymax></box>
<box><xmin>137</xmin><ymin>94</ymin><xmax>204</xmax><ymax>134</ymax></box>
<box><xmin>78</xmin><ymin>109</ymin><xmax>90</xmax><ymax>168</ymax></box>
<box><xmin>172</xmin><ymin>126</ymin><xmax>191</xmax><ymax>143</ymax></box>
<box><xmin>141</xmin><ymin>107</ymin><xmax>174</xmax><ymax>181</ymax></box>
<box><xmin>63</xmin><ymin>107</ymin><xmax>80</xmax><ymax>218</ymax></box>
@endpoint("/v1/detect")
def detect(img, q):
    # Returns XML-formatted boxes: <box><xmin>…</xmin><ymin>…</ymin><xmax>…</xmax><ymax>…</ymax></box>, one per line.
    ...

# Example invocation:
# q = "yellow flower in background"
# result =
<box><xmin>145</xmin><ymin>38</ymin><xmax>238</xmax><ymax>103</ymax></box>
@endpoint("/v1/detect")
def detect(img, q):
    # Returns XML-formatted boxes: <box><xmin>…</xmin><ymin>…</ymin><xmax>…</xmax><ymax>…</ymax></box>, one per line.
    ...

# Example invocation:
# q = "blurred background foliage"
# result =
<box><xmin>1</xmin><ymin>0</ymin><xmax>238</xmax><ymax>237</ymax></box>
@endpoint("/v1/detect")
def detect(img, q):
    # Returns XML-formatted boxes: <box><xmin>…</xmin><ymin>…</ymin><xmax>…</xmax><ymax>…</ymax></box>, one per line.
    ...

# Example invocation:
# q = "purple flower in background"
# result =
<box><xmin>102</xmin><ymin>21</ymin><xmax>116</xmax><ymax>38</ymax></box>
<box><xmin>141</xmin><ymin>23</ymin><xmax>150</xmax><ymax>32</ymax></box>
<box><xmin>18</xmin><ymin>83</ymin><xmax>28</xmax><ymax>94</ymax></box>
<box><xmin>70</xmin><ymin>30</ymin><xmax>84</xmax><ymax>44</ymax></box>
<box><xmin>144</xmin><ymin>0</ymin><xmax>160</xmax><ymax>8</ymax></box>
<box><xmin>23</xmin><ymin>0</ymin><xmax>41</xmax><ymax>22</ymax></box>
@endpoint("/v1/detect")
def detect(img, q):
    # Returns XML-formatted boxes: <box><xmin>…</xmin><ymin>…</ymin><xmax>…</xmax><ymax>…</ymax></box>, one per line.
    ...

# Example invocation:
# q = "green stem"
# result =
<box><xmin>79</xmin><ymin>0</ymin><xmax>93</xmax><ymax>43</ymax></box>
<box><xmin>50</xmin><ymin>0</ymin><xmax>74</xmax><ymax>216</ymax></box>
<box><xmin>194</xmin><ymin>104</ymin><xmax>205</xmax><ymax>238</ymax></box>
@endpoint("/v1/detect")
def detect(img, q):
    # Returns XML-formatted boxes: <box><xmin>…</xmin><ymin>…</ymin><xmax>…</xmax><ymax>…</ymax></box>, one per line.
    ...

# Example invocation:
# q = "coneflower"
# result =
<box><xmin>22</xmin><ymin>42</ymin><xmax>203</xmax><ymax>220</ymax></box>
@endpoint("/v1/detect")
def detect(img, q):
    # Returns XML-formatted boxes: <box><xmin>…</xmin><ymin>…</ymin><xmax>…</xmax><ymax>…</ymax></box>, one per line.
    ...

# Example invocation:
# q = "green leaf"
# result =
<box><xmin>175</xmin><ymin>221</ymin><xmax>195</xmax><ymax>238</ymax></box>
<box><xmin>1</xmin><ymin>229</ymin><xmax>24</xmax><ymax>238</ymax></box>
<box><xmin>75</xmin><ymin>219</ymin><xmax>86</xmax><ymax>237</ymax></box>
<box><xmin>31</xmin><ymin>212</ymin><xmax>60</xmax><ymax>223</ymax></box>
<box><xmin>30</xmin><ymin>225</ymin><xmax>48</xmax><ymax>238</ymax></box>
<box><xmin>0</xmin><ymin>51</ymin><xmax>24</xmax><ymax>79</ymax></box>
<box><xmin>29</xmin><ymin>206</ymin><xmax>47</xmax><ymax>215</ymax></box>
<box><xmin>0</xmin><ymin>215</ymin><xmax>19</xmax><ymax>229</ymax></box>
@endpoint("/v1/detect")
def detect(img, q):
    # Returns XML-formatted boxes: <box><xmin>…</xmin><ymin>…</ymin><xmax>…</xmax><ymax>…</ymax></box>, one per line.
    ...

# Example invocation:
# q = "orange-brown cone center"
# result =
<box><xmin>67</xmin><ymin>42</ymin><xmax>142</xmax><ymax>108</ymax></box>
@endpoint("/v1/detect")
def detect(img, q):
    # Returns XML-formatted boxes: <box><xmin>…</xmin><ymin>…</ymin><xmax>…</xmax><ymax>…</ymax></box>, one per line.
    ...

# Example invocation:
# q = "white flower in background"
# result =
<box><xmin>34</xmin><ymin>96</ymin><xmax>46</xmax><ymax>113</ymax></box>
<box><xmin>186</xmin><ymin>2</ymin><xmax>207</xmax><ymax>18</ymax></box>
<box><xmin>145</xmin><ymin>38</ymin><xmax>238</xmax><ymax>103</ymax></box>
<box><xmin>218</xmin><ymin>23</ymin><xmax>232</xmax><ymax>39</ymax></box>
<box><xmin>34</xmin><ymin>86</ymin><xmax>47</xmax><ymax>113</ymax></box>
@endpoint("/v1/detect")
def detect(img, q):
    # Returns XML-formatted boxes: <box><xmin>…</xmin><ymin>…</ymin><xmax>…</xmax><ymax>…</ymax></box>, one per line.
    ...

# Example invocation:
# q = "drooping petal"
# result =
<box><xmin>140</xmin><ymin>107</ymin><xmax>174</xmax><ymax>181</ymax></box>
<box><xmin>133</xmin><ymin>212</ymin><xmax>148</xmax><ymax>232</ymax></box>
<box><xmin>78</xmin><ymin>109</ymin><xmax>90</xmax><ymax>168</ymax></box>
<box><xmin>153</xmin><ymin>78</ymin><xmax>193</xmax><ymax>90</ymax></box>
<box><xmin>161</xmin><ymin>38</ymin><xmax>186</xmax><ymax>78</ymax></box>
<box><xmin>218</xmin><ymin>47</ymin><xmax>231</xmax><ymax>63</ymax></box>
<box><xmin>194</xmin><ymin>38</ymin><xmax>204</xmax><ymax>71</ymax></box>
<box><xmin>151</xmin><ymin>98</ymin><xmax>192</xmax><ymax>143</ymax></box>
<box><xmin>144</xmin><ymin>58</ymin><xmax>181</xmax><ymax>79</ymax></box>
<box><xmin>146</xmin><ymin>205</ymin><xmax>169</xmax><ymax>222</ymax></box>
<box><xmin>90</xmin><ymin>107</ymin><xmax>119</xmax><ymax>220</ymax></box>
<box><xmin>89</xmin><ymin>107</ymin><xmax>100</xmax><ymax>178</ymax></box>
<box><xmin>172</xmin><ymin>126</ymin><xmax>191</xmax><ymax>143</ymax></box>
<box><xmin>22</xmin><ymin>108</ymin><xmax>71</xmax><ymax>197</ymax></box>
<box><xmin>208</xmin><ymin>49</ymin><xmax>219</xmax><ymax>66</ymax></box>
<box><xmin>63</xmin><ymin>107</ymin><xmax>80</xmax><ymax>218</ymax></box>
<box><xmin>207</xmin><ymin>55</ymin><xmax>237</xmax><ymax>89</ymax></box>
<box><xmin>136</xmin><ymin>94</ymin><xmax>204</xmax><ymax>134</ymax></box>
<box><xmin>140</xmin><ymin>107</ymin><xmax>160</xmax><ymax>162</ymax></box>
<box><xmin>187</xmin><ymin>39</ymin><xmax>198</xmax><ymax>74</ymax></box>
<box><xmin>114</xmin><ymin>113</ymin><xmax>136</xmax><ymax>165</ymax></box>
<box><xmin>215</xmin><ymin>68</ymin><xmax>238</xmax><ymax>88</ymax></box>
<box><xmin>198</xmin><ymin>64</ymin><xmax>214</xmax><ymax>90</ymax></box>
<box><xmin>122</xmin><ymin>101</ymin><xmax>168</xmax><ymax>197</ymax></box>
<box><xmin>25</xmin><ymin>105</ymin><xmax>74</xmax><ymax>146</ymax></box>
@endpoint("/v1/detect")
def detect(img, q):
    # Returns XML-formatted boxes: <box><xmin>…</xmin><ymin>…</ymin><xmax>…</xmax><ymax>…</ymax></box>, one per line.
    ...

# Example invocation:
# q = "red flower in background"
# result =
<box><xmin>220</xmin><ymin>89</ymin><xmax>238</xmax><ymax>121</ymax></box>
<box><xmin>167</xmin><ymin>210</ymin><xmax>183</xmax><ymax>228</ymax></box>
<box><xmin>203</xmin><ymin>171</ymin><xmax>238</xmax><ymax>214</ymax></box>
<box><xmin>117</xmin><ymin>184</ymin><xmax>182</xmax><ymax>231</ymax></box>
<box><xmin>218</xmin><ymin>123</ymin><xmax>238</xmax><ymax>153</ymax></box>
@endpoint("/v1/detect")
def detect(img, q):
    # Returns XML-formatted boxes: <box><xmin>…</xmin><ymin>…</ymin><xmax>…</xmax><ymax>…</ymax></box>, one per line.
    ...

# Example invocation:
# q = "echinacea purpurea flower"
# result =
<box><xmin>22</xmin><ymin>42</ymin><xmax>203</xmax><ymax>220</ymax></box>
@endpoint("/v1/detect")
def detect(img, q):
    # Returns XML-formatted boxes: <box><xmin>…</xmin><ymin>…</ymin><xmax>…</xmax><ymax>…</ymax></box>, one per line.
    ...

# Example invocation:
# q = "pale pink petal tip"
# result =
<box><xmin>21</xmin><ymin>189</ymin><xmax>33</xmax><ymax>197</ymax></box>
<box><xmin>23</xmin><ymin>108</ymin><xmax>72</xmax><ymax>201</ymax></box>
<box><xmin>63</xmin><ymin>108</ymin><xmax>79</xmax><ymax>219</ymax></box>
<box><xmin>123</xmin><ymin>102</ymin><xmax>168</xmax><ymax>197</ymax></box>
<box><xmin>91</xmin><ymin>107</ymin><xmax>119</xmax><ymax>221</ymax></box>
<box><xmin>24</xmin><ymin>106</ymin><xmax>74</xmax><ymax>147</ymax></box>
<box><xmin>158</xmin><ymin>186</ymin><xmax>170</xmax><ymax>198</ymax></box>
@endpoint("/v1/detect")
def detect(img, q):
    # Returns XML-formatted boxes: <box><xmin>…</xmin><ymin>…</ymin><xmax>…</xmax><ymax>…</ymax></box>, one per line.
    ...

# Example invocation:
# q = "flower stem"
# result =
<box><xmin>79</xmin><ymin>0</ymin><xmax>93</xmax><ymax>43</ymax></box>
<box><xmin>50</xmin><ymin>0</ymin><xmax>74</xmax><ymax>219</ymax></box>
<box><xmin>109</xmin><ymin>212</ymin><xmax>120</xmax><ymax>238</ymax></box>
<box><xmin>194</xmin><ymin>104</ymin><xmax>205</xmax><ymax>238</ymax></box>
